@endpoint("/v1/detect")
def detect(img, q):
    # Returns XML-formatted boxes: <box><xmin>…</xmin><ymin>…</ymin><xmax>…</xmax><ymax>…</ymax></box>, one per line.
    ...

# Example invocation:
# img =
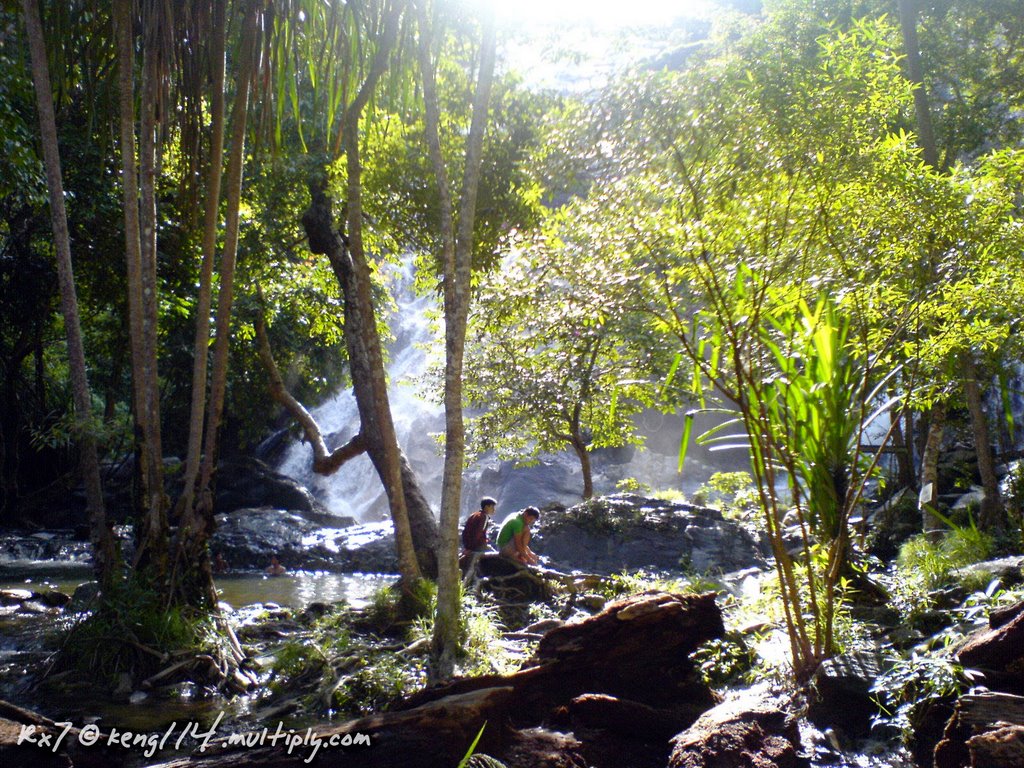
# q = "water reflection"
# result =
<box><xmin>214</xmin><ymin>571</ymin><xmax>396</xmax><ymax>610</ymax></box>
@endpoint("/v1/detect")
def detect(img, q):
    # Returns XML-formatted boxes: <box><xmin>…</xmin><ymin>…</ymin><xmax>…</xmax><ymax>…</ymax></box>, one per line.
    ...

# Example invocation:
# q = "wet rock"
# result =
<box><xmin>952</xmin><ymin>555</ymin><xmax>1024</xmax><ymax>589</ymax></box>
<box><xmin>668</xmin><ymin>684</ymin><xmax>808</xmax><ymax>768</ymax></box>
<box><xmin>956</xmin><ymin>598</ymin><xmax>1024</xmax><ymax>688</ymax></box>
<box><xmin>68</xmin><ymin>581</ymin><xmax>100</xmax><ymax>612</ymax></box>
<box><xmin>532</xmin><ymin>494</ymin><xmax>767</xmax><ymax>575</ymax></box>
<box><xmin>934</xmin><ymin>692</ymin><xmax>1024</xmax><ymax>768</ymax></box>
<box><xmin>213</xmin><ymin>457</ymin><xmax>343</xmax><ymax>522</ymax></box>
<box><xmin>807</xmin><ymin>650</ymin><xmax>893</xmax><ymax>739</ymax></box>
<box><xmin>211</xmin><ymin>509</ymin><xmax>397</xmax><ymax>573</ymax></box>
<box><xmin>0</xmin><ymin>589</ymin><xmax>34</xmax><ymax>605</ymax></box>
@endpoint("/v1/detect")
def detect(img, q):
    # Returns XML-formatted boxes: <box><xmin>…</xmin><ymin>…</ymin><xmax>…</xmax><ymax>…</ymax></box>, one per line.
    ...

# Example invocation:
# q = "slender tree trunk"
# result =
<box><xmin>962</xmin><ymin>353</ymin><xmax>1003</xmax><ymax>529</ymax></box>
<box><xmin>114</xmin><ymin>0</ymin><xmax>167</xmax><ymax>578</ymax></box>
<box><xmin>177</xmin><ymin>0</ymin><xmax>228</xmax><ymax>522</ymax></box>
<box><xmin>897</xmin><ymin>0</ymin><xmax>938</xmax><ymax>170</ymax></box>
<box><xmin>417</xmin><ymin>0</ymin><xmax>497</xmax><ymax>680</ymax></box>
<box><xmin>135</xmin><ymin>4</ymin><xmax>169</xmax><ymax>580</ymax></box>
<box><xmin>572</xmin><ymin>435</ymin><xmax>595</xmax><ymax>500</ymax></box>
<box><xmin>920</xmin><ymin>402</ymin><xmax>946</xmax><ymax>536</ymax></box>
<box><xmin>890</xmin><ymin>404</ymin><xmax>916</xmax><ymax>490</ymax></box>
<box><xmin>22</xmin><ymin>0</ymin><xmax>116</xmax><ymax>585</ymax></box>
<box><xmin>169</xmin><ymin>0</ymin><xmax>259</xmax><ymax>608</ymax></box>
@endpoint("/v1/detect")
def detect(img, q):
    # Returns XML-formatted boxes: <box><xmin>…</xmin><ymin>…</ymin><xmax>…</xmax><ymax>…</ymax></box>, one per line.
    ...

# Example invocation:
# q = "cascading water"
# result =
<box><xmin>276</xmin><ymin>258</ymin><xmax>447</xmax><ymax>522</ymax></box>
<box><xmin>275</xmin><ymin>254</ymin><xmax>752</xmax><ymax>522</ymax></box>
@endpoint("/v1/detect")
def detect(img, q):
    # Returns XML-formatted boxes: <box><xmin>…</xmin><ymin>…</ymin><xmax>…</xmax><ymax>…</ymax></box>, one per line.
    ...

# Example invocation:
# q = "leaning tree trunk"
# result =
<box><xmin>302</xmin><ymin>177</ymin><xmax>437</xmax><ymax>581</ymax></box>
<box><xmin>22</xmin><ymin>0</ymin><xmax>116</xmax><ymax>585</ymax></box>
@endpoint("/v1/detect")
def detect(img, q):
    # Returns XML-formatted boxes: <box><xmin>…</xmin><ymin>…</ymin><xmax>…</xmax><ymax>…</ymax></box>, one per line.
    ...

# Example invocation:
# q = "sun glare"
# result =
<box><xmin>492</xmin><ymin>0</ymin><xmax>714</xmax><ymax>29</ymax></box>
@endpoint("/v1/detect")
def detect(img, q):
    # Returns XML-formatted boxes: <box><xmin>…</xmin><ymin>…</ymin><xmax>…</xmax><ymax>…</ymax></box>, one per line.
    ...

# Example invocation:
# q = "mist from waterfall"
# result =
<box><xmin>276</xmin><ymin>257</ymin><xmax>745</xmax><ymax>523</ymax></box>
<box><xmin>277</xmin><ymin>258</ymin><xmax>447</xmax><ymax>522</ymax></box>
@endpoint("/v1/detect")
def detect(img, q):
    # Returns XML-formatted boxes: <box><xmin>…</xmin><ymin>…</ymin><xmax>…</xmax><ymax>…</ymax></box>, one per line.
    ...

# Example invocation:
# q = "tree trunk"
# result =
<box><xmin>302</xmin><ymin>178</ymin><xmax>435</xmax><ymax>582</ymax></box>
<box><xmin>897</xmin><ymin>0</ymin><xmax>939</xmax><ymax>169</ymax></box>
<box><xmin>176</xmin><ymin>0</ymin><xmax>227</xmax><ymax>523</ymax></box>
<box><xmin>920</xmin><ymin>402</ymin><xmax>946</xmax><ymax>535</ymax></box>
<box><xmin>114</xmin><ymin>0</ymin><xmax>167</xmax><ymax>579</ymax></box>
<box><xmin>417</xmin><ymin>0</ymin><xmax>498</xmax><ymax>680</ymax></box>
<box><xmin>962</xmin><ymin>352</ymin><xmax>1004</xmax><ymax>530</ymax></box>
<box><xmin>171</xmin><ymin>0</ymin><xmax>260</xmax><ymax>608</ymax></box>
<box><xmin>22</xmin><ymin>0</ymin><xmax>116</xmax><ymax>585</ymax></box>
<box><xmin>572</xmin><ymin>435</ymin><xmax>594</xmax><ymax>500</ymax></box>
<box><xmin>890</xmin><ymin>403</ymin><xmax>916</xmax><ymax>489</ymax></box>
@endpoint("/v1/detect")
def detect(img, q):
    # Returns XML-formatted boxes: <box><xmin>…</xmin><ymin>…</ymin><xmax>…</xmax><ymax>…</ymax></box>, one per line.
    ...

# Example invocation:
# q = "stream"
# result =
<box><xmin>1</xmin><ymin>559</ymin><xmax>395</xmax><ymax>762</ymax></box>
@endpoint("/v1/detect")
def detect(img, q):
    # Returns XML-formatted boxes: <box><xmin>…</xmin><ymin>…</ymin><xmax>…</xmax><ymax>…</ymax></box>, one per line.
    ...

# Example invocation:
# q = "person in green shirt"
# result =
<box><xmin>496</xmin><ymin>506</ymin><xmax>540</xmax><ymax>565</ymax></box>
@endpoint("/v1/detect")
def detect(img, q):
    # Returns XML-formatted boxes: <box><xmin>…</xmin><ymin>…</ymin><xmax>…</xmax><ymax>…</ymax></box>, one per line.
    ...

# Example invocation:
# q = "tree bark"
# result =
<box><xmin>574</xmin><ymin>437</ymin><xmax>595</xmax><ymax>500</ymax></box>
<box><xmin>303</xmin><ymin>177</ymin><xmax>434</xmax><ymax>583</ymax></box>
<box><xmin>417</xmin><ymin>0</ymin><xmax>497</xmax><ymax>680</ymax></box>
<box><xmin>114</xmin><ymin>0</ymin><xmax>167</xmax><ymax>579</ymax></box>
<box><xmin>177</xmin><ymin>0</ymin><xmax>228</xmax><ymax>523</ymax></box>
<box><xmin>163</xmin><ymin>0</ymin><xmax>261</xmax><ymax>610</ymax></box>
<box><xmin>920</xmin><ymin>401</ymin><xmax>946</xmax><ymax>535</ymax></box>
<box><xmin>22</xmin><ymin>0</ymin><xmax>116</xmax><ymax>585</ymax></box>
<box><xmin>254</xmin><ymin>307</ymin><xmax>369</xmax><ymax>474</ymax></box>
<box><xmin>897</xmin><ymin>0</ymin><xmax>939</xmax><ymax>169</ymax></box>
<box><xmin>962</xmin><ymin>352</ymin><xmax>1004</xmax><ymax>530</ymax></box>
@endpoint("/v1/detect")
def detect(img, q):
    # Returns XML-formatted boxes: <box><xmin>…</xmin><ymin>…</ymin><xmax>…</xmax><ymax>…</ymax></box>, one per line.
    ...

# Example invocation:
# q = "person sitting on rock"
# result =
<box><xmin>461</xmin><ymin>496</ymin><xmax>497</xmax><ymax>556</ymax></box>
<box><xmin>496</xmin><ymin>506</ymin><xmax>540</xmax><ymax>565</ymax></box>
<box><xmin>265</xmin><ymin>555</ymin><xmax>287</xmax><ymax>576</ymax></box>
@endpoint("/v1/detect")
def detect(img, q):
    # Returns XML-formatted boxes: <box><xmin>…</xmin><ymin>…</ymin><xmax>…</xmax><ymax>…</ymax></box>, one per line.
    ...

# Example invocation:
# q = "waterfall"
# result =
<box><xmin>277</xmin><ymin>258</ymin><xmax>446</xmax><ymax>522</ymax></box>
<box><xmin>275</xmin><ymin>258</ymin><xmax>741</xmax><ymax>523</ymax></box>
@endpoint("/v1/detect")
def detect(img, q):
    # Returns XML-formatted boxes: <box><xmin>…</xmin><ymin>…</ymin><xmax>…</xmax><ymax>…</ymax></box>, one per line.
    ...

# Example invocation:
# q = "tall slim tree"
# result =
<box><xmin>21</xmin><ymin>0</ymin><xmax>116</xmax><ymax>585</ymax></box>
<box><xmin>114</xmin><ymin>0</ymin><xmax>169</xmax><ymax>579</ymax></box>
<box><xmin>415</xmin><ymin>0</ymin><xmax>497</xmax><ymax>679</ymax></box>
<box><xmin>173</xmin><ymin>0</ymin><xmax>262</xmax><ymax>606</ymax></box>
<box><xmin>898</xmin><ymin>0</ymin><xmax>1003</xmax><ymax>532</ymax></box>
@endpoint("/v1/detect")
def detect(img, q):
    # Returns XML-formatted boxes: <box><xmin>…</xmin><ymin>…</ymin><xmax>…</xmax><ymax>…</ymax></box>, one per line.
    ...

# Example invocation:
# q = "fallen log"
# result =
<box><xmin>933</xmin><ymin>692</ymin><xmax>1024</xmax><ymax>768</ymax></box>
<box><xmin>401</xmin><ymin>590</ymin><xmax>723</xmax><ymax>717</ymax></box>
<box><xmin>0</xmin><ymin>699</ymin><xmax>124</xmax><ymax>768</ymax></box>
<box><xmin>152</xmin><ymin>687</ymin><xmax>515</xmax><ymax>768</ymax></box>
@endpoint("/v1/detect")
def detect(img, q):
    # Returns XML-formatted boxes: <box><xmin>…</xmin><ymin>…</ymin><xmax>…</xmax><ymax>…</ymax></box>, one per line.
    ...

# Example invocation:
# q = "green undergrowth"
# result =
<box><xmin>52</xmin><ymin>575</ymin><xmax>219</xmax><ymax>689</ymax></box>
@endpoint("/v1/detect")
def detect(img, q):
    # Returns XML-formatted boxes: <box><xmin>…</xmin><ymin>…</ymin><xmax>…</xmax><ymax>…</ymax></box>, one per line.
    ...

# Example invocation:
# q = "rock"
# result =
<box><xmin>532</xmin><ymin>494</ymin><xmax>768</xmax><ymax>575</ymax></box>
<box><xmin>934</xmin><ymin>692</ymin><xmax>1024</xmax><ymax>768</ymax></box>
<box><xmin>966</xmin><ymin>723</ymin><xmax>1024</xmax><ymax>767</ymax></box>
<box><xmin>0</xmin><ymin>589</ymin><xmax>34</xmax><ymax>605</ymax></box>
<box><xmin>67</xmin><ymin>581</ymin><xmax>100</xmax><ymax>612</ymax></box>
<box><xmin>668</xmin><ymin>684</ymin><xmax>808</xmax><ymax>768</ymax></box>
<box><xmin>211</xmin><ymin>510</ymin><xmax>397</xmax><ymax>573</ymax></box>
<box><xmin>952</xmin><ymin>555</ymin><xmax>1024</xmax><ymax>589</ymax></box>
<box><xmin>213</xmin><ymin>457</ymin><xmax>340</xmax><ymax>521</ymax></box>
<box><xmin>807</xmin><ymin>650</ymin><xmax>893</xmax><ymax>739</ymax></box>
<box><xmin>956</xmin><ymin>599</ymin><xmax>1024</xmax><ymax>687</ymax></box>
<box><xmin>403</xmin><ymin>591</ymin><xmax>723</xmax><ymax>718</ymax></box>
<box><xmin>37</xmin><ymin>590</ymin><xmax>71</xmax><ymax>608</ymax></box>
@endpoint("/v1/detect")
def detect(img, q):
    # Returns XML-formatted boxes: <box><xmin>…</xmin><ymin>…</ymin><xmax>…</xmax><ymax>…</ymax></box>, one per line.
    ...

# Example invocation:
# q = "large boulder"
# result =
<box><xmin>532</xmin><ymin>494</ymin><xmax>768</xmax><ymax>575</ymax></box>
<box><xmin>213</xmin><ymin>458</ymin><xmax>333</xmax><ymax>519</ymax></box>
<box><xmin>668</xmin><ymin>684</ymin><xmax>808</xmax><ymax>768</ymax></box>
<box><xmin>211</xmin><ymin>510</ymin><xmax>396</xmax><ymax>573</ymax></box>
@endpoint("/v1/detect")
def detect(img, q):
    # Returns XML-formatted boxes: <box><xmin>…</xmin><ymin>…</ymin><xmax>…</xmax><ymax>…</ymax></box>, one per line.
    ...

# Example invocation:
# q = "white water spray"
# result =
<box><xmin>277</xmin><ymin>259</ymin><xmax>446</xmax><ymax>522</ymax></box>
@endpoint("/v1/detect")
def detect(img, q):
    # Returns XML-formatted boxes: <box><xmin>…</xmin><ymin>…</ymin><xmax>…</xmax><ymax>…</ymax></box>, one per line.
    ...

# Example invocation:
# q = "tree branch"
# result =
<box><xmin>253</xmin><ymin>305</ymin><xmax>366</xmax><ymax>476</ymax></box>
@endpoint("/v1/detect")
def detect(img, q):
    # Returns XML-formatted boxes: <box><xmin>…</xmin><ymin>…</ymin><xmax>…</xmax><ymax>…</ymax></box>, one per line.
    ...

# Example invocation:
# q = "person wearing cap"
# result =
<box><xmin>496</xmin><ymin>506</ymin><xmax>540</xmax><ymax>565</ymax></box>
